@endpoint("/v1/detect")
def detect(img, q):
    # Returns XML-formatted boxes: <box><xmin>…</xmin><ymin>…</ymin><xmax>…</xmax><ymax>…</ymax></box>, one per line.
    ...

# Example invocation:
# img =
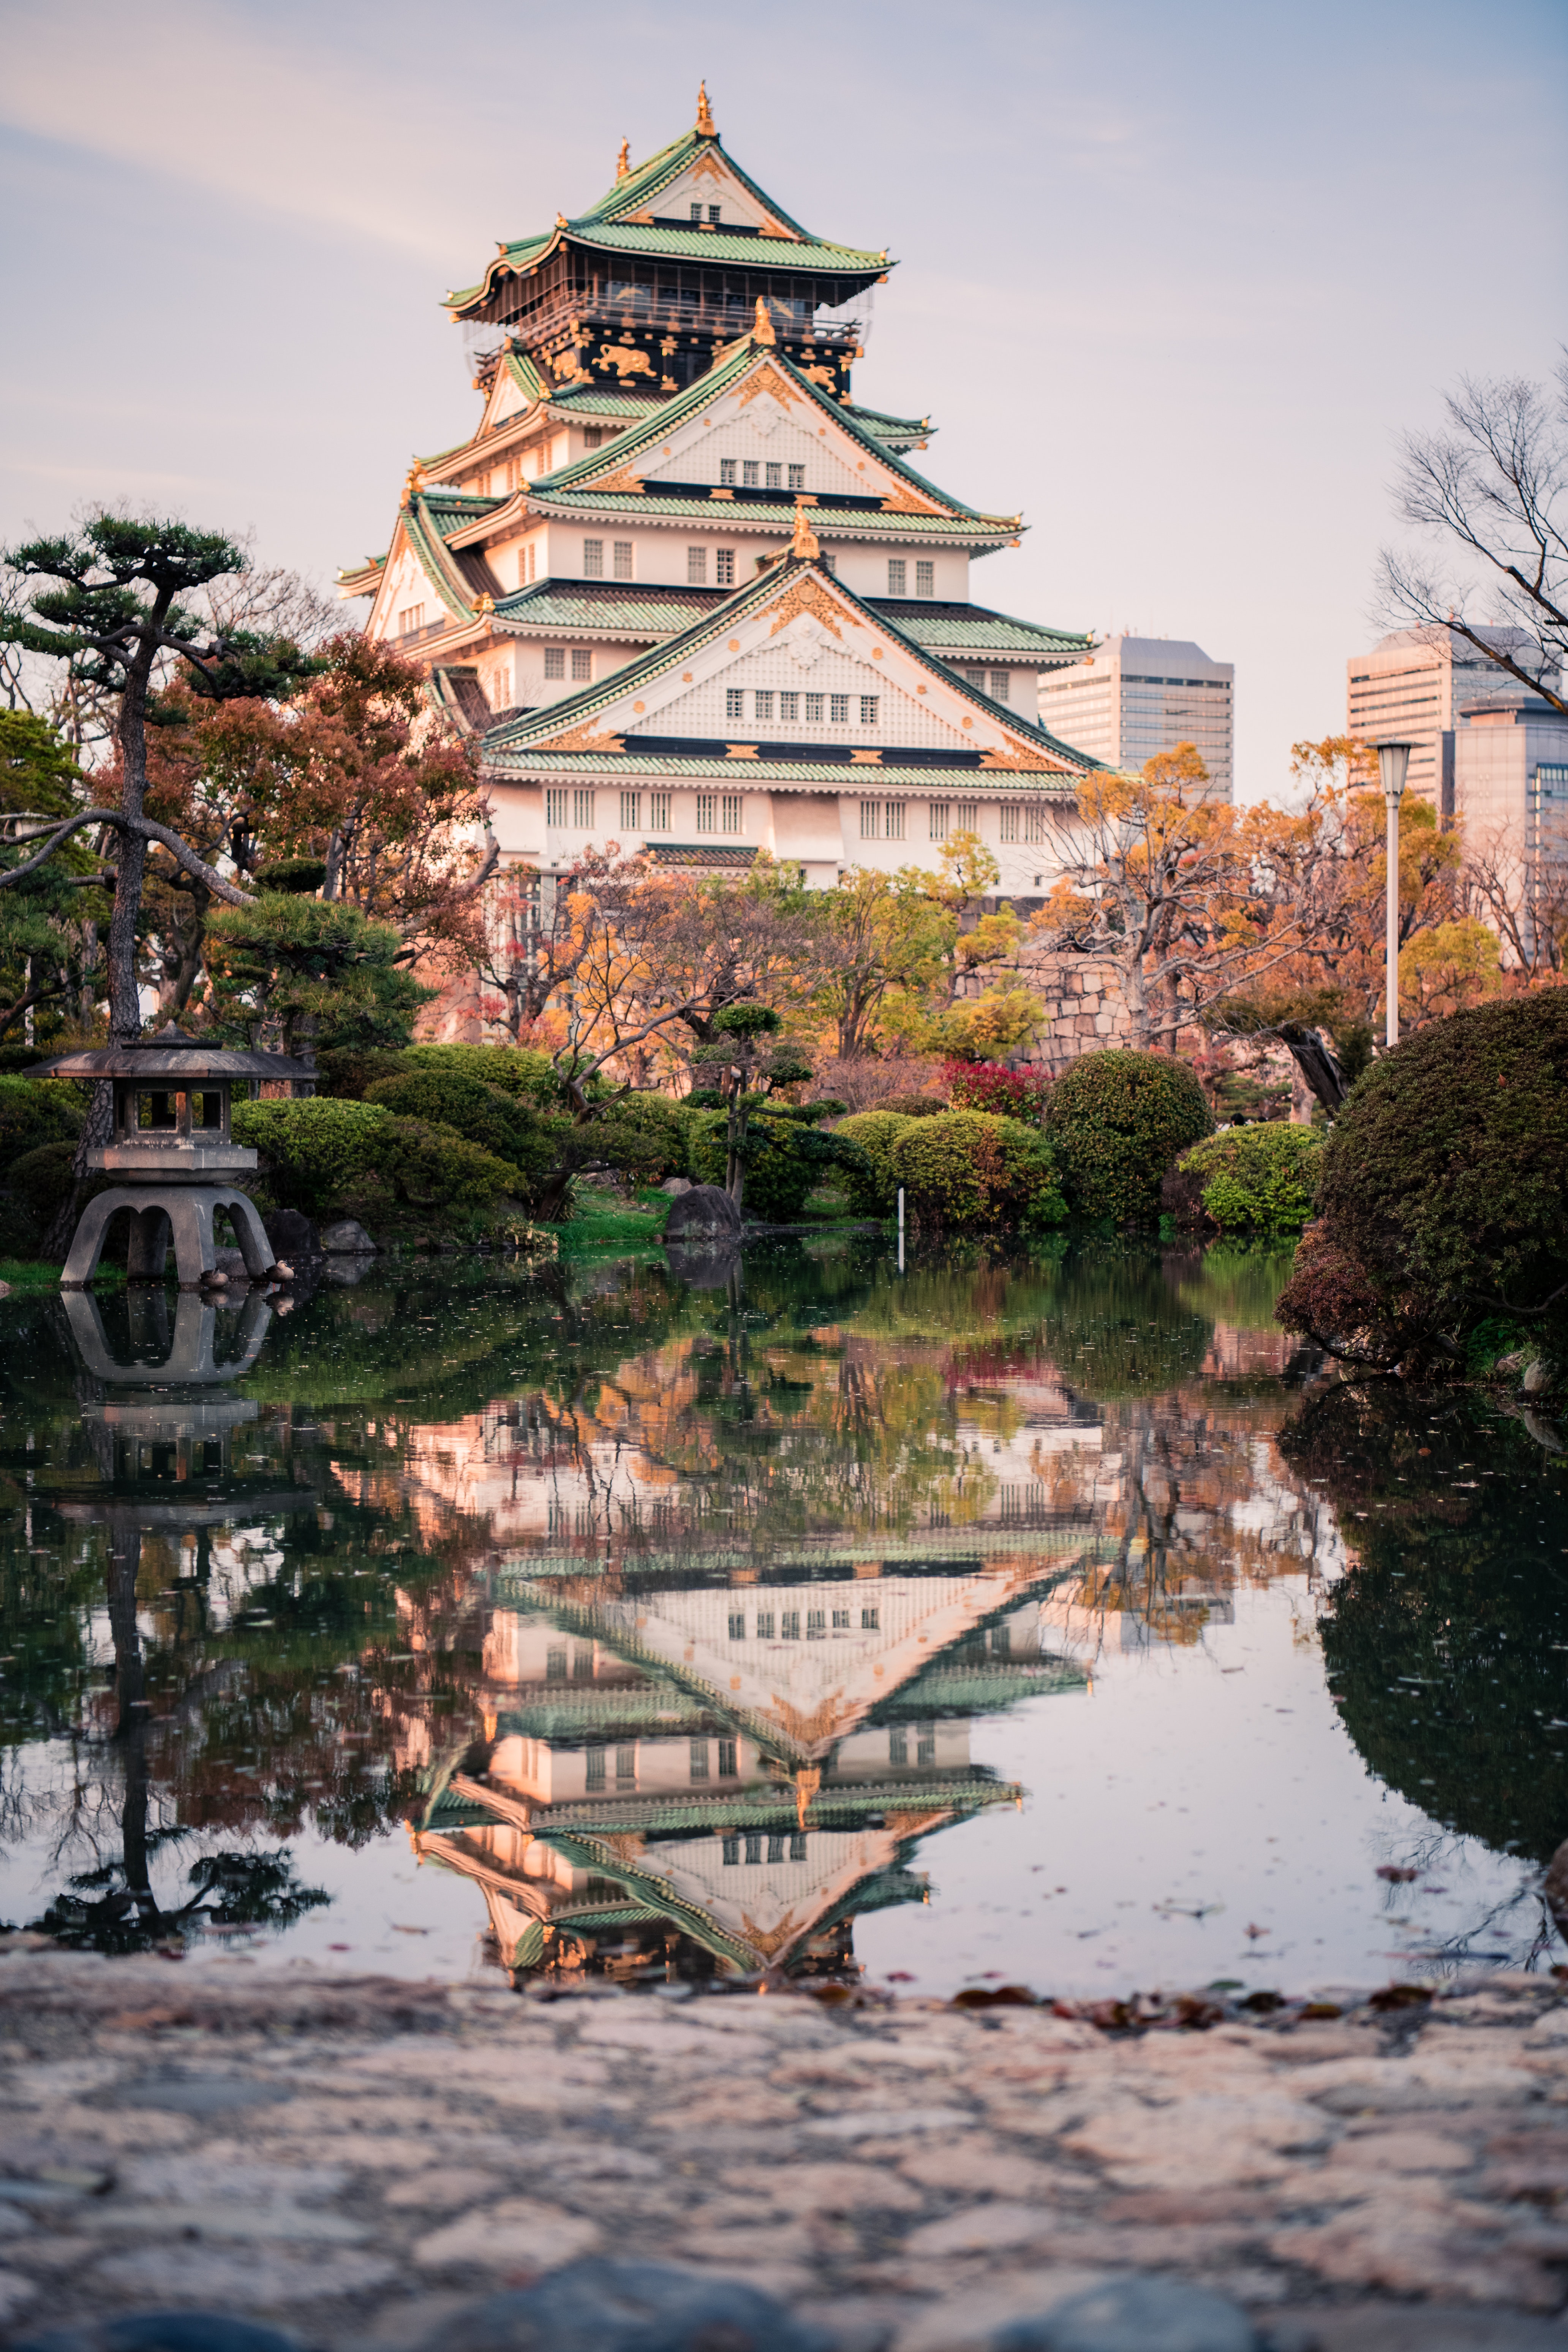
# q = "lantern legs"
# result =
<box><xmin>60</xmin><ymin>1187</ymin><xmax>277</xmax><ymax>1290</ymax></box>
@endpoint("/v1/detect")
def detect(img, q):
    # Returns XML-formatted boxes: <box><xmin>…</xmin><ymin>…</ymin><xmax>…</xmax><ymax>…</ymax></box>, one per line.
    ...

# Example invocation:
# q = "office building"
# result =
<box><xmin>1346</xmin><ymin>626</ymin><xmax>1546</xmax><ymax>816</ymax></box>
<box><xmin>1036</xmin><ymin>637</ymin><xmax>1234</xmax><ymax>799</ymax></box>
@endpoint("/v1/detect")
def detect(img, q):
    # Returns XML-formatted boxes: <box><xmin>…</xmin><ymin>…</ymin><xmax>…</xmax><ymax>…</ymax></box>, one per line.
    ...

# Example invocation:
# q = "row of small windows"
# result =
<box><xmin>582</xmin><ymin>539</ymin><xmax>634</xmax><ymax>580</ymax></box>
<box><xmin>690</xmin><ymin>546</ymin><xmax>736</xmax><ymax>585</ymax></box>
<box><xmin>397</xmin><ymin>604</ymin><xmax>426</xmax><ymax>636</ymax></box>
<box><xmin>547</xmin><ymin>790</ymin><xmax>680</xmax><ymax>832</ymax></box>
<box><xmin>544</xmin><ymin>646</ymin><xmax>594</xmax><ymax>680</ymax></box>
<box><xmin>723</xmin><ymin>1833</ymin><xmax>810</xmax><ymax>1864</ymax></box>
<box><xmin>719</xmin><ymin>460</ymin><xmax>808</xmax><ymax>491</ymax></box>
<box><xmin>887</xmin><ymin>560</ymin><xmax>936</xmax><ymax>598</ymax></box>
<box><xmin>727</xmin><ymin>1607</ymin><xmax>880</xmax><ymax>1638</ymax></box>
<box><xmin>724</xmin><ymin>689</ymin><xmax>877</xmax><ymax>726</ymax></box>
<box><xmin>889</xmin><ymin>1724</ymin><xmax>939</xmax><ymax>1766</ymax></box>
<box><xmin>581</xmin><ymin>1737</ymin><xmax>740</xmax><ymax>1788</ymax></box>
<box><xmin>544</xmin><ymin>790</ymin><xmax>1051</xmax><ymax>846</ymax></box>
<box><xmin>964</xmin><ymin>667</ymin><xmax>1011</xmax><ymax>702</ymax></box>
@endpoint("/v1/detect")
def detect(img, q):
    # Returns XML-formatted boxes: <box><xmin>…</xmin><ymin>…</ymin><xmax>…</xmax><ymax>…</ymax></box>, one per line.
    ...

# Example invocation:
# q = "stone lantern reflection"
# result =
<box><xmin>28</xmin><ymin>1022</ymin><xmax>313</xmax><ymax>1288</ymax></box>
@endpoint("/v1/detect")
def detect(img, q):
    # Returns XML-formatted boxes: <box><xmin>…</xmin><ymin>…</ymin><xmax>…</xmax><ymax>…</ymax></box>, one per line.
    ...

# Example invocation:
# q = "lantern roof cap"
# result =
<box><xmin>25</xmin><ymin>1024</ymin><xmax>316</xmax><ymax>1082</ymax></box>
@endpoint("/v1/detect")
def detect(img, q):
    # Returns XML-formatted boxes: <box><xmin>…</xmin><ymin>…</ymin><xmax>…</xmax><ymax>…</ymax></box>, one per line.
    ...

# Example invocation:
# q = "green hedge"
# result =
<box><xmin>836</xmin><ymin>1111</ymin><xmax>915</xmax><ymax>1216</ymax></box>
<box><xmin>364</xmin><ymin>1070</ymin><xmax>566</xmax><ymax>1202</ymax></box>
<box><xmin>232</xmin><ymin>1098</ymin><xmax>526</xmax><ymax>1232</ymax></box>
<box><xmin>319</xmin><ymin>1042</ymin><xmax>563</xmax><ymax>1108</ymax></box>
<box><xmin>890</xmin><ymin>1110</ymin><xmax>1066</xmax><ymax>1234</ymax></box>
<box><xmin>0</xmin><ymin>1075</ymin><xmax>83</xmax><ymax>1175</ymax></box>
<box><xmin>1165</xmin><ymin>1122</ymin><xmax>1322</xmax><ymax>1238</ymax></box>
<box><xmin>684</xmin><ymin>1108</ymin><xmax>866</xmax><ymax>1221</ymax></box>
<box><xmin>1046</xmin><ymin>1050</ymin><xmax>1213</xmax><ymax>1225</ymax></box>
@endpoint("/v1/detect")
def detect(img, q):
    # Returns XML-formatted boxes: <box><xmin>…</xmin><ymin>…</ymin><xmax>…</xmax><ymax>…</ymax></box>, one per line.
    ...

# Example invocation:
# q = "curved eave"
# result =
<box><xmin>447</xmin><ymin>222</ymin><xmax>885</xmax><ymax>321</ymax></box>
<box><xmin>518</xmin><ymin>492</ymin><xmax>1018</xmax><ymax>545</ymax></box>
<box><xmin>482</xmin><ymin>752</ymin><xmax>1088</xmax><ymax>789</ymax></box>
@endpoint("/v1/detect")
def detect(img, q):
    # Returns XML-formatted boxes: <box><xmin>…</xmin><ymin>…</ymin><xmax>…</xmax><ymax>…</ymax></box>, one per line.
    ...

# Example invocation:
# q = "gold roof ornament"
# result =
<box><xmin>794</xmin><ymin>1767</ymin><xmax>821</xmax><ymax>1829</ymax></box>
<box><xmin>401</xmin><ymin>463</ymin><xmax>423</xmax><ymax>504</ymax></box>
<box><xmin>790</xmin><ymin>501</ymin><xmax>820</xmax><ymax>562</ymax></box>
<box><xmin>616</xmin><ymin>138</ymin><xmax>631</xmax><ymax>181</ymax></box>
<box><xmin>695</xmin><ymin>79</ymin><xmax>716</xmax><ymax>137</ymax></box>
<box><xmin>476</xmin><ymin>592</ymin><xmax>496</xmax><ymax>613</ymax></box>
<box><xmin>751</xmin><ymin>295</ymin><xmax>776</xmax><ymax>347</ymax></box>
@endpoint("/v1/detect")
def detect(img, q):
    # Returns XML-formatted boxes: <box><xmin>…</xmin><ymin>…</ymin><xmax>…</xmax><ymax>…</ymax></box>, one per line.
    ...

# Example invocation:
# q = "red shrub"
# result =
<box><xmin>942</xmin><ymin>1059</ymin><xmax>1051</xmax><ymax>1125</ymax></box>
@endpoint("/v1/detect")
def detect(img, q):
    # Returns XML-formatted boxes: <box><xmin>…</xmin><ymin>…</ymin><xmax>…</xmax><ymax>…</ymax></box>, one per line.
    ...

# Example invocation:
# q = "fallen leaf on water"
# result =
<box><xmin>390</xmin><ymin>1924</ymin><xmax>430</xmax><ymax>1935</ymax></box>
<box><xmin>1244</xmin><ymin>1923</ymin><xmax>1270</xmax><ymax>1939</ymax></box>
<box><xmin>1377</xmin><ymin>1865</ymin><xmax>1418</xmax><ymax>1883</ymax></box>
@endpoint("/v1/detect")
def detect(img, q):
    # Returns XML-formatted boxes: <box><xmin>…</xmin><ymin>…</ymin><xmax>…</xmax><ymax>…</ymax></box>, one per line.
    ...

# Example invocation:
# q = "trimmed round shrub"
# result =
<box><xmin>1164</xmin><ymin>1122</ymin><xmax>1322</xmax><ymax>1238</ymax></box>
<box><xmin>1046</xmin><ymin>1050</ymin><xmax>1213</xmax><ymax>1225</ymax></box>
<box><xmin>588</xmin><ymin>1092</ymin><xmax>692</xmax><ymax>1182</ymax></box>
<box><xmin>364</xmin><ymin>1069</ymin><xmax>566</xmax><ymax>1199</ymax></box>
<box><xmin>890</xmin><ymin>1110</ymin><xmax>1065</xmax><ymax>1234</ymax></box>
<box><xmin>836</xmin><ymin>1111</ymin><xmax>915</xmax><ymax>1215</ymax></box>
<box><xmin>400</xmin><ymin>1042</ymin><xmax>562</xmax><ymax>1107</ymax></box>
<box><xmin>1275</xmin><ymin>991</ymin><xmax>1568</xmax><ymax>1368</ymax></box>
<box><xmin>684</xmin><ymin>1108</ymin><xmax>866</xmax><ymax>1221</ymax></box>
<box><xmin>233</xmin><ymin>1097</ymin><xmax>525</xmax><ymax>1229</ymax></box>
<box><xmin>0</xmin><ymin>1075</ymin><xmax>83</xmax><ymax>1175</ymax></box>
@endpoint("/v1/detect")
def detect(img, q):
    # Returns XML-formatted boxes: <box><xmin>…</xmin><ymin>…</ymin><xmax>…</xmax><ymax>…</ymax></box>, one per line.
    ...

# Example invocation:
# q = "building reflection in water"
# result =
<box><xmin>415</xmin><ymin>1530</ymin><xmax>1089</xmax><ymax>1984</ymax></box>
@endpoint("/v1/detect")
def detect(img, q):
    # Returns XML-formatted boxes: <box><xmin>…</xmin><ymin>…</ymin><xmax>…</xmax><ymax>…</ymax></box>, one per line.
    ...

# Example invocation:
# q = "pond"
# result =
<box><xmin>0</xmin><ymin>1237</ymin><xmax>1563</xmax><ymax>2001</ymax></box>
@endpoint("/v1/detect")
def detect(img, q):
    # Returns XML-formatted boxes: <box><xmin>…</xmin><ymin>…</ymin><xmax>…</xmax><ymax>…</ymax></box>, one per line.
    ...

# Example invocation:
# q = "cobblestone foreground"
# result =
<box><xmin>2</xmin><ymin>1950</ymin><xmax>1567</xmax><ymax>2350</ymax></box>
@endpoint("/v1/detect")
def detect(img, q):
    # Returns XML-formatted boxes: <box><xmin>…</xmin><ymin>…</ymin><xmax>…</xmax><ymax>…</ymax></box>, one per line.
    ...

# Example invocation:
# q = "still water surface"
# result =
<box><xmin>1</xmin><ymin>1239</ymin><xmax>1563</xmax><ymax>1998</ymax></box>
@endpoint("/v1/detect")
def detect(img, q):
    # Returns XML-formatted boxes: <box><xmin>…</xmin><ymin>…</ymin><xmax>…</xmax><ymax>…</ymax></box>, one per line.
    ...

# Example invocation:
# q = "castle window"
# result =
<box><xmin>781</xmin><ymin>1611</ymin><xmax>800</xmax><ymax>1640</ymax></box>
<box><xmin>742</xmin><ymin>460</ymin><xmax>760</xmax><ymax>488</ymax></box>
<box><xmin>720</xmin><ymin>458</ymin><xmax>737</xmax><ymax>485</ymax></box>
<box><xmin>820</xmin><ymin>552</ymin><xmax>835</xmax><ymax>574</ymax></box>
<box><xmin>889</xmin><ymin>1727</ymin><xmax>907</xmax><ymax>1766</ymax></box>
<box><xmin>708</xmin><ymin>204</ymin><xmax>720</xmax><ymax>224</ymax></box>
<box><xmin>729</xmin><ymin>1611</ymin><xmax>745</xmax><ymax>1639</ymax></box>
<box><xmin>722</xmin><ymin>1836</ymin><xmax>740</xmax><ymax>1865</ymax></box>
<box><xmin>545</xmin><ymin>646</ymin><xmax>565</xmax><ymax>678</ymax></box>
<box><xmin>805</xmin><ymin>693</ymin><xmax>824</xmax><ymax>724</ymax></box>
<box><xmin>917</xmin><ymin>1723</ymin><xmax>937</xmax><ymax>1765</ymax></box>
<box><xmin>990</xmin><ymin>669</ymin><xmax>1010</xmax><ymax>701</ymax></box>
<box><xmin>547</xmin><ymin>1645</ymin><xmax>567</xmax><ymax>1680</ymax></box>
<box><xmin>583</xmin><ymin>538</ymin><xmax>604</xmax><ymax>577</ymax></box>
<box><xmin>584</xmin><ymin>427</ymin><xmax>604</xmax><ymax>448</ymax></box>
<box><xmin>788</xmin><ymin>464</ymin><xmax>805</xmax><ymax>491</ymax></box>
<box><xmin>613</xmin><ymin>540</ymin><xmax>633</xmax><ymax>579</ymax></box>
<box><xmin>697</xmin><ymin>793</ymin><xmax>718</xmax><ymax>833</ymax></box>
<box><xmin>715</xmin><ymin>548</ymin><xmax>735</xmax><ymax>586</ymax></box>
<box><xmin>756</xmin><ymin>1611</ymin><xmax>775</xmax><ymax>1639</ymax></box>
<box><xmin>722</xmin><ymin>795</ymin><xmax>743</xmax><ymax>834</ymax></box>
<box><xmin>689</xmin><ymin>1739</ymin><xmax>710</xmax><ymax>1782</ymax></box>
<box><xmin>790</xmin><ymin>1832</ymin><xmax>807</xmax><ymax>1860</ymax></box>
<box><xmin>887</xmin><ymin>559</ymin><xmax>906</xmax><ymax>596</ymax></box>
<box><xmin>957</xmin><ymin>801</ymin><xmax>979</xmax><ymax>830</ymax></box>
<box><xmin>1024</xmin><ymin>805</ymin><xmax>1047</xmax><ymax>845</ymax></box>
<box><xmin>571</xmin><ymin>647</ymin><xmax>592</xmax><ymax>680</ymax></box>
<box><xmin>690</xmin><ymin>203</ymin><xmax>702</xmax><ymax>223</ymax></box>
<box><xmin>688</xmin><ymin>545</ymin><xmax>707</xmax><ymax>584</ymax></box>
<box><xmin>765</xmin><ymin>462</ymin><xmax>782</xmax><ymax>490</ymax></box>
<box><xmin>546</xmin><ymin>789</ymin><xmax>567</xmax><ymax>826</ymax></box>
<box><xmin>860</xmin><ymin>801</ymin><xmax>879</xmax><ymax>839</ymax></box>
<box><xmin>860</xmin><ymin>695</ymin><xmax>879</xmax><ymax>726</ymax></box>
<box><xmin>861</xmin><ymin>1607</ymin><xmax>879</xmax><ymax>1630</ymax></box>
<box><xmin>1000</xmin><ymin>805</ymin><xmax>1019</xmax><ymax>843</ymax></box>
<box><xmin>965</xmin><ymin>667</ymin><xmax>985</xmax><ymax>686</ymax></box>
<box><xmin>573</xmin><ymin>789</ymin><xmax>595</xmax><ymax>829</ymax></box>
<box><xmin>619</xmin><ymin>791</ymin><xmax>640</xmax><ymax>831</ymax></box>
<box><xmin>929</xmin><ymin>801</ymin><xmax>949</xmax><ymax>841</ymax></box>
<box><xmin>585</xmin><ymin>1747</ymin><xmax>606</xmax><ymax>1790</ymax></box>
<box><xmin>916</xmin><ymin>561</ymin><xmax>934</xmax><ymax>597</ymax></box>
<box><xmin>616</xmin><ymin>1744</ymin><xmax>636</xmax><ymax>1784</ymax></box>
<box><xmin>726</xmin><ymin>688</ymin><xmax>745</xmax><ymax>720</ymax></box>
<box><xmin>649</xmin><ymin>792</ymin><xmax>672</xmax><ymax>831</ymax></box>
<box><xmin>745</xmin><ymin>1832</ymin><xmax>762</xmax><ymax>1863</ymax></box>
<box><xmin>830</xmin><ymin>694</ymin><xmax>850</xmax><ymax>723</ymax></box>
<box><xmin>398</xmin><ymin>604</ymin><xmax>425</xmax><ymax>635</ymax></box>
<box><xmin>884</xmin><ymin>801</ymin><xmax>904</xmax><ymax>839</ymax></box>
<box><xmin>779</xmin><ymin>691</ymin><xmax>798</xmax><ymax>721</ymax></box>
<box><xmin>767</xmin><ymin>1834</ymin><xmax>786</xmax><ymax>1863</ymax></box>
<box><xmin>753</xmin><ymin>690</ymin><xmax>774</xmax><ymax>721</ymax></box>
<box><xmin>717</xmin><ymin>1739</ymin><xmax>737</xmax><ymax>1777</ymax></box>
<box><xmin>833</xmin><ymin>1609</ymin><xmax>850</xmax><ymax>1629</ymax></box>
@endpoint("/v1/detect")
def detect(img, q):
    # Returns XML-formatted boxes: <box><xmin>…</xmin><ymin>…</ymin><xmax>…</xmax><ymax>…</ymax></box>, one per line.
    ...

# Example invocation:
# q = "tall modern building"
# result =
<box><xmin>1455</xmin><ymin>691</ymin><xmax>1568</xmax><ymax>951</ymax></box>
<box><xmin>338</xmin><ymin>89</ymin><xmax>1096</xmax><ymax>900</ymax></box>
<box><xmin>1346</xmin><ymin>626</ymin><xmax>1546</xmax><ymax>816</ymax></box>
<box><xmin>1036</xmin><ymin>637</ymin><xmax>1234</xmax><ymax>799</ymax></box>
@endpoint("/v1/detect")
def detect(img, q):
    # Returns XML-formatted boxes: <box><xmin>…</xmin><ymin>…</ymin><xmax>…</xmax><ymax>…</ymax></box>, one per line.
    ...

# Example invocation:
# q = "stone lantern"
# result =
<box><xmin>28</xmin><ymin>1022</ymin><xmax>314</xmax><ymax>1290</ymax></box>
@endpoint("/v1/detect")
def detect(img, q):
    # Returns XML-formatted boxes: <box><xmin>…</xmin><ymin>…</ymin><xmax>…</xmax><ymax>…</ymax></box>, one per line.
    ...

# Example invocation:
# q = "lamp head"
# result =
<box><xmin>1377</xmin><ymin>740</ymin><xmax>1412</xmax><ymax>802</ymax></box>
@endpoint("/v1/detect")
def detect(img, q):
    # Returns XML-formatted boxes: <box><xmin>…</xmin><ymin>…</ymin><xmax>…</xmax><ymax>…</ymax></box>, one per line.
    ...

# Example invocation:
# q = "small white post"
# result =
<box><xmin>897</xmin><ymin>1185</ymin><xmax>905</xmax><ymax>1273</ymax></box>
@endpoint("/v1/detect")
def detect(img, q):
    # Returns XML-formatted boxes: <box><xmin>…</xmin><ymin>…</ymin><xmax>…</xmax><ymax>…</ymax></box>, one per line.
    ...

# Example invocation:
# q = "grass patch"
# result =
<box><xmin>0</xmin><ymin>1258</ymin><xmax>124</xmax><ymax>1293</ymax></box>
<box><xmin>555</xmin><ymin>1191</ymin><xmax>672</xmax><ymax>1258</ymax></box>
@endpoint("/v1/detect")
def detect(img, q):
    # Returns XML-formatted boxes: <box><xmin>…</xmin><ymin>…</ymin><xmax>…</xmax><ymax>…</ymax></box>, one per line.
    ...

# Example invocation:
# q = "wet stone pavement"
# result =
<box><xmin>2</xmin><ymin>1949</ymin><xmax>1568</xmax><ymax>2350</ymax></box>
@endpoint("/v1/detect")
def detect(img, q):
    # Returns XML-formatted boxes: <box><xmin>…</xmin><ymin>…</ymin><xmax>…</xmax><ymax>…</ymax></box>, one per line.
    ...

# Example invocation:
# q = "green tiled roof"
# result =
<box><xmin>872</xmin><ymin>602</ymin><xmax>1092</xmax><ymax>657</ymax></box>
<box><xmin>648</xmin><ymin>844</ymin><xmax>758</xmax><ymax>868</ymax></box>
<box><xmin>482</xmin><ymin>552</ymin><xmax>1095</xmax><ymax>782</ymax></box>
<box><xmin>447</xmin><ymin>126</ymin><xmax>886</xmax><ymax>318</ymax></box>
<box><xmin>532</xmin><ymin>341</ymin><xmax>1005</xmax><ymax>530</ymax></box>
<box><xmin>403</xmin><ymin>490</ymin><xmax>495</xmax><ymax>621</ymax></box>
<box><xmin>526</xmin><ymin>489</ymin><xmax>1007</xmax><ymax>541</ymax></box>
<box><xmin>494</xmin><ymin>581</ymin><xmax>721</xmax><ymax>638</ymax></box>
<box><xmin>845</xmin><ymin>402</ymin><xmax>933</xmax><ymax>449</ymax></box>
<box><xmin>490</xmin><ymin>751</ymin><xmax>1084</xmax><ymax>792</ymax></box>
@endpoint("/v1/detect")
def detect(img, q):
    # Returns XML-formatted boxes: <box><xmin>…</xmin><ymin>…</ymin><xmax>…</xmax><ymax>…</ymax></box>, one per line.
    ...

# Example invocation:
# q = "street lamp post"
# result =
<box><xmin>1377</xmin><ymin>741</ymin><xmax>1413</xmax><ymax>1049</ymax></box>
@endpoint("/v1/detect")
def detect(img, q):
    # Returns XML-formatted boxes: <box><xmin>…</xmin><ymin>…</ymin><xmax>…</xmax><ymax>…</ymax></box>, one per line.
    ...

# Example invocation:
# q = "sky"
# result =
<box><xmin>0</xmin><ymin>0</ymin><xmax>1562</xmax><ymax>803</ymax></box>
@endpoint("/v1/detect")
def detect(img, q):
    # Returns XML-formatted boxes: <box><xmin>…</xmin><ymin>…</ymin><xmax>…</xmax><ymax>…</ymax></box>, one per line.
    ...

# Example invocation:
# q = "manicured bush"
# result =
<box><xmin>233</xmin><ymin>1097</ymin><xmax>525</xmax><ymax>1231</ymax></box>
<box><xmin>363</xmin><ymin>1069</ymin><xmax>566</xmax><ymax>1199</ymax></box>
<box><xmin>943</xmin><ymin>1059</ymin><xmax>1051</xmax><ymax>1124</ymax></box>
<box><xmin>836</xmin><ymin>1111</ymin><xmax>915</xmax><ymax>1216</ymax></box>
<box><xmin>0</xmin><ymin>1075</ymin><xmax>83</xmax><ymax>1174</ymax></box>
<box><xmin>587</xmin><ymin>1092</ymin><xmax>692</xmax><ymax>1182</ymax></box>
<box><xmin>890</xmin><ymin>1111</ymin><xmax>1066</xmax><ymax>1234</ymax></box>
<box><xmin>685</xmin><ymin>1108</ymin><xmax>867</xmax><ymax>1221</ymax></box>
<box><xmin>1046</xmin><ymin>1050</ymin><xmax>1214</xmax><ymax>1225</ymax></box>
<box><xmin>1164</xmin><ymin>1122</ymin><xmax>1322</xmax><ymax>1239</ymax></box>
<box><xmin>1275</xmin><ymin>991</ymin><xmax>1568</xmax><ymax>1370</ymax></box>
<box><xmin>400</xmin><ymin>1042</ymin><xmax>562</xmax><ymax>1107</ymax></box>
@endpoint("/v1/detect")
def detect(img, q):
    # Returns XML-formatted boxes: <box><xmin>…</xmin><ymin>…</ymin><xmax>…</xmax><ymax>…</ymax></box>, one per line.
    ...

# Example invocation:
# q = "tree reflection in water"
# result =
<box><xmin>2</xmin><ymin>1237</ymin><xmax>1558</xmax><ymax>1985</ymax></box>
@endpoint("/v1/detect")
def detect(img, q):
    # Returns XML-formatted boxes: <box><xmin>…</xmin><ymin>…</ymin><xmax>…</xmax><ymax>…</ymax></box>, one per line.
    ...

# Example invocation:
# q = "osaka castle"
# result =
<box><xmin>338</xmin><ymin>87</ymin><xmax>1097</xmax><ymax>895</ymax></box>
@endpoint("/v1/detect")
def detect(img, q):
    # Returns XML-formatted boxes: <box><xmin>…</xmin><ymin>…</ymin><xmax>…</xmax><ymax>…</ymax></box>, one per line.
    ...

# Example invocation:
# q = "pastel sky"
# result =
<box><xmin>1</xmin><ymin>0</ymin><xmax>1562</xmax><ymax>801</ymax></box>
